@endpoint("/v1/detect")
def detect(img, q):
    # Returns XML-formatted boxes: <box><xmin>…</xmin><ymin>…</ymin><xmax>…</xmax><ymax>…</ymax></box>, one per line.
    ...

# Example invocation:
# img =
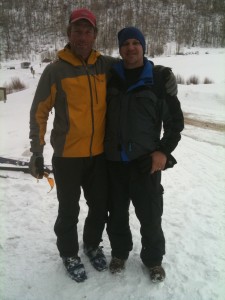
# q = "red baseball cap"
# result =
<box><xmin>69</xmin><ymin>8</ymin><xmax>96</xmax><ymax>27</ymax></box>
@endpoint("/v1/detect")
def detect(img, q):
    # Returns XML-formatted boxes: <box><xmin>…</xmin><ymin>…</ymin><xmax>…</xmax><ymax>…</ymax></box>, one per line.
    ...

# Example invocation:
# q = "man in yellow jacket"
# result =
<box><xmin>29</xmin><ymin>8</ymin><xmax>178</xmax><ymax>282</ymax></box>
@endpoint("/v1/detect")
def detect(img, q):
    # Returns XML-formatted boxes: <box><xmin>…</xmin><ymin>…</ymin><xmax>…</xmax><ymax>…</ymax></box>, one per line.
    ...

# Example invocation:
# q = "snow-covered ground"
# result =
<box><xmin>0</xmin><ymin>48</ymin><xmax>225</xmax><ymax>300</ymax></box>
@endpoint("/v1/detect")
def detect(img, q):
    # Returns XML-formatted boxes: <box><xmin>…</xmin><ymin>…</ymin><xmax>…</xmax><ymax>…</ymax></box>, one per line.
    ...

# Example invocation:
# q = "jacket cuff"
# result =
<box><xmin>157</xmin><ymin>146</ymin><xmax>170</xmax><ymax>157</ymax></box>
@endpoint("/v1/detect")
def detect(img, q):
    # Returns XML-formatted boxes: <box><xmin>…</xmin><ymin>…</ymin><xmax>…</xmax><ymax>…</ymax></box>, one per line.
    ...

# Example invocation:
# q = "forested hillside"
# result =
<box><xmin>0</xmin><ymin>0</ymin><xmax>224</xmax><ymax>60</ymax></box>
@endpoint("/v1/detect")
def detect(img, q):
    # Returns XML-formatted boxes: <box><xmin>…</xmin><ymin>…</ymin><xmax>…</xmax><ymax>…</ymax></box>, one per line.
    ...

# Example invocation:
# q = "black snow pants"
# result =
<box><xmin>52</xmin><ymin>154</ymin><xmax>108</xmax><ymax>258</ymax></box>
<box><xmin>107</xmin><ymin>160</ymin><xmax>165</xmax><ymax>267</ymax></box>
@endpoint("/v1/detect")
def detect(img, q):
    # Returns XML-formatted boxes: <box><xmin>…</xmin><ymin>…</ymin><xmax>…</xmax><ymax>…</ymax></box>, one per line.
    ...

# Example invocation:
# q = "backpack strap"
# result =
<box><xmin>153</xmin><ymin>65</ymin><xmax>172</xmax><ymax>98</ymax></box>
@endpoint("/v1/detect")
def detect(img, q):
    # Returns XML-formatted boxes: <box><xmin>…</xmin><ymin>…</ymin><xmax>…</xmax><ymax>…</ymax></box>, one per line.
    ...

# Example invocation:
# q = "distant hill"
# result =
<box><xmin>0</xmin><ymin>0</ymin><xmax>224</xmax><ymax>60</ymax></box>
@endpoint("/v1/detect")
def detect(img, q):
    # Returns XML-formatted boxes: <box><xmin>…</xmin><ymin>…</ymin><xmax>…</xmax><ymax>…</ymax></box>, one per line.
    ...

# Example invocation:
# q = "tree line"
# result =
<box><xmin>0</xmin><ymin>0</ymin><xmax>224</xmax><ymax>60</ymax></box>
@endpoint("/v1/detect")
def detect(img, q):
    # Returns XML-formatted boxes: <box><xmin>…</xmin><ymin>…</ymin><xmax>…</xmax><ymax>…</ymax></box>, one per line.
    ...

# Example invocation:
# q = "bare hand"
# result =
<box><xmin>150</xmin><ymin>151</ymin><xmax>167</xmax><ymax>174</ymax></box>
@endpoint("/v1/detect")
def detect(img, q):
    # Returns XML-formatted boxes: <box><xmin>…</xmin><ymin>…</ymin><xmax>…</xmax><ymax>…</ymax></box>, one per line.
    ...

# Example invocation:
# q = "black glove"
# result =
<box><xmin>164</xmin><ymin>154</ymin><xmax>177</xmax><ymax>170</ymax></box>
<box><xmin>29</xmin><ymin>153</ymin><xmax>44</xmax><ymax>179</ymax></box>
<box><xmin>137</xmin><ymin>154</ymin><xmax>152</xmax><ymax>174</ymax></box>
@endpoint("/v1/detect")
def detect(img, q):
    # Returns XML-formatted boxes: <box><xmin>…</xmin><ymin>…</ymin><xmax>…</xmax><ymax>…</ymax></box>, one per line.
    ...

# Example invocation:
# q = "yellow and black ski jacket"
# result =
<box><xmin>29</xmin><ymin>46</ymin><xmax>116</xmax><ymax>157</ymax></box>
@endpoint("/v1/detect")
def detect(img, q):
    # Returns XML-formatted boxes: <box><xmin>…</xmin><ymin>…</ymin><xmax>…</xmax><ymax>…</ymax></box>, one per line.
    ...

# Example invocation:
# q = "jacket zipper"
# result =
<box><xmin>87</xmin><ymin>68</ymin><xmax>95</xmax><ymax>158</ymax></box>
<box><xmin>80</xmin><ymin>59</ymin><xmax>95</xmax><ymax>158</ymax></box>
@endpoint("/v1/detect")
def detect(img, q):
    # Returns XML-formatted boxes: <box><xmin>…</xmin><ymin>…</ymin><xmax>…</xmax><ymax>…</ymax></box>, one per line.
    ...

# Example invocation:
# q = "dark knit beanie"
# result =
<box><xmin>118</xmin><ymin>27</ymin><xmax>146</xmax><ymax>54</ymax></box>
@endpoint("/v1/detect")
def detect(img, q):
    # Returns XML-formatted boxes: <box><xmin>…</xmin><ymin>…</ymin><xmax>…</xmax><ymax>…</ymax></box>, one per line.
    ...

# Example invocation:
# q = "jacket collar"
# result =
<box><xmin>57</xmin><ymin>44</ymin><xmax>101</xmax><ymax>66</ymax></box>
<box><xmin>113</xmin><ymin>57</ymin><xmax>154</xmax><ymax>92</ymax></box>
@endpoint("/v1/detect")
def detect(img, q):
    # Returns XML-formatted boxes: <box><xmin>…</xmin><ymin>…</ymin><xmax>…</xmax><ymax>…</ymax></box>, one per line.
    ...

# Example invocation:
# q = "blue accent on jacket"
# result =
<box><xmin>113</xmin><ymin>57</ymin><xmax>154</xmax><ymax>92</ymax></box>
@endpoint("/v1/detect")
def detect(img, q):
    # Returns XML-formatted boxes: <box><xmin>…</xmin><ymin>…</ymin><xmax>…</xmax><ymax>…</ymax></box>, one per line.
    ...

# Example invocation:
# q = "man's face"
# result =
<box><xmin>68</xmin><ymin>19</ymin><xmax>97</xmax><ymax>60</ymax></box>
<box><xmin>119</xmin><ymin>39</ymin><xmax>144</xmax><ymax>69</ymax></box>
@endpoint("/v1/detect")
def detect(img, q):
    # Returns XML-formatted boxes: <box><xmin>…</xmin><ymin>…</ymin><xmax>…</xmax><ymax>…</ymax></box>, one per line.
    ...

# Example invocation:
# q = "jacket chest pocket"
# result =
<box><xmin>131</xmin><ymin>90</ymin><xmax>159</xmax><ymax>123</ymax></box>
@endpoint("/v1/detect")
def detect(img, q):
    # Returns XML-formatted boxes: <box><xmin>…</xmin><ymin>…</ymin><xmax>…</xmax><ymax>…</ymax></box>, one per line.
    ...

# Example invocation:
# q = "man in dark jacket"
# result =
<box><xmin>105</xmin><ymin>27</ymin><xmax>184</xmax><ymax>282</ymax></box>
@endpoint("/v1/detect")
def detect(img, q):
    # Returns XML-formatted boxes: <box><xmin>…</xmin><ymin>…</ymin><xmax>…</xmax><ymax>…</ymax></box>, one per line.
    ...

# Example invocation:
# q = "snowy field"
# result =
<box><xmin>0</xmin><ymin>48</ymin><xmax>225</xmax><ymax>300</ymax></box>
